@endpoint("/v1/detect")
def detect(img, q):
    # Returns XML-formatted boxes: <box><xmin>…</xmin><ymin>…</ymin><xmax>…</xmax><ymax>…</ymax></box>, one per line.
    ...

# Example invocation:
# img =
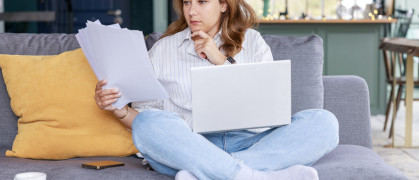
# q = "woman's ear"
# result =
<box><xmin>221</xmin><ymin>1</ymin><xmax>228</xmax><ymax>13</ymax></box>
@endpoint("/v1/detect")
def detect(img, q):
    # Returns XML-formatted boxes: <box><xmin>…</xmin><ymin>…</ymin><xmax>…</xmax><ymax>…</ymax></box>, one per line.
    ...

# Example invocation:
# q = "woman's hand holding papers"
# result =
<box><xmin>94</xmin><ymin>79</ymin><xmax>125</xmax><ymax>117</ymax></box>
<box><xmin>94</xmin><ymin>79</ymin><xmax>139</xmax><ymax>130</ymax></box>
<box><xmin>191</xmin><ymin>30</ymin><xmax>227</xmax><ymax>65</ymax></box>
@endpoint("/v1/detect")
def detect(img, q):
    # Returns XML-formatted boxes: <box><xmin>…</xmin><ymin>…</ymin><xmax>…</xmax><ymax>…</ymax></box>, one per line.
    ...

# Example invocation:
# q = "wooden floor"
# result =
<box><xmin>371</xmin><ymin>101</ymin><xmax>419</xmax><ymax>180</ymax></box>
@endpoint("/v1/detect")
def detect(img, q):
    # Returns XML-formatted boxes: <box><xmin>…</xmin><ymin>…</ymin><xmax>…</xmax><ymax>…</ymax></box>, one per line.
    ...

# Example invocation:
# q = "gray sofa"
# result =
<box><xmin>0</xmin><ymin>32</ymin><xmax>409</xmax><ymax>180</ymax></box>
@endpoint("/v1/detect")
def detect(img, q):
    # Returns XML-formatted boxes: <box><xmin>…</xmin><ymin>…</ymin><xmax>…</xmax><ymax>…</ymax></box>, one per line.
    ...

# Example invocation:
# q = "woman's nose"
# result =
<box><xmin>188</xmin><ymin>2</ymin><xmax>198</xmax><ymax>16</ymax></box>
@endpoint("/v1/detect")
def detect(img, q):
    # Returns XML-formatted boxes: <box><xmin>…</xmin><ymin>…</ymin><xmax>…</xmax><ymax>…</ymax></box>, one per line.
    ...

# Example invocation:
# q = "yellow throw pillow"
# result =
<box><xmin>0</xmin><ymin>49</ymin><xmax>139</xmax><ymax>160</ymax></box>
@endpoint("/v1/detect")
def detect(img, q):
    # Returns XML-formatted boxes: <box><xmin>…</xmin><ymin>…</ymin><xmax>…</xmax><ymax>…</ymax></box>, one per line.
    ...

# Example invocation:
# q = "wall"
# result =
<box><xmin>0</xmin><ymin>0</ymin><xmax>3</xmax><ymax>33</ymax></box>
<box><xmin>406</xmin><ymin>0</ymin><xmax>419</xmax><ymax>38</ymax></box>
<box><xmin>395</xmin><ymin>0</ymin><xmax>419</xmax><ymax>38</ymax></box>
<box><xmin>153</xmin><ymin>0</ymin><xmax>168</xmax><ymax>33</ymax></box>
<box><xmin>4</xmin><ymin>0</ymin><xmax>38</xmax><ymax>33</ymax></box>
<box><xmin>130</xmin><ymin>0</ymin><xmax>153</xmax><ymax>35</ymax></box>
<box><xmin>394</xmin><ymin>0</ymin><xmax>419</xmax><ymax>79</ymax></box>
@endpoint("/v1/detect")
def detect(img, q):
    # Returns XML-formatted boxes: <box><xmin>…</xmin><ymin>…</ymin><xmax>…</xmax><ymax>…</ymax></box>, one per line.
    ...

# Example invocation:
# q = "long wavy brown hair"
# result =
<box><xmin>160</xmin><ymin>0</ymin><xmax>258</xmax><ymax>57</ymax></box>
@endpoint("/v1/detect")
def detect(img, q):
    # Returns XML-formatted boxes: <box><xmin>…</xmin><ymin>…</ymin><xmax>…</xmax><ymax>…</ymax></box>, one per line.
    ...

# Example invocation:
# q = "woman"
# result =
<box><xmin>94</xmin><ymin>0</ymin><xmax>339</xmax><ymax>179</ymax></box>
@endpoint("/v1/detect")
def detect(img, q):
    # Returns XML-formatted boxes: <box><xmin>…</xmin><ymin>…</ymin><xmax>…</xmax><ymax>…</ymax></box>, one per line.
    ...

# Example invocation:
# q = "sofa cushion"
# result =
<box><xmin>0</xmin><ymin>33</ymin><xmax>80</xmax><ymax>157</ymax></box>
<box><xmin>0</xmin><ymin>156</ymin><xmax>171</xmax><ymax>180</ymax></box>
<box><xmin>313</xmin><ymin>145</ymin><xmax>408</xmax><ymax>180</ymax></box>
<box><xmin>145</xmin><ymin>32</ymin><xmax>163</xmax><ymax>51</ymax></box>
<box><xmin>0</xmin><ymin>49</ymin><xmax>138</xmax><ymax>159</ymax></box>
<box><xmin>263</xmin><ymin>35</ymin><xmax>324</xmax><ymax>114</ymax></box>
<box><xmin>0</xmin><ymin>70</ymin><xmax>17</xmax><ymax>157</ymax></box>
<box><xmin>1</xmin><ymin>145</ymin><xmax>407</xmax><ymax>180</ymax></box>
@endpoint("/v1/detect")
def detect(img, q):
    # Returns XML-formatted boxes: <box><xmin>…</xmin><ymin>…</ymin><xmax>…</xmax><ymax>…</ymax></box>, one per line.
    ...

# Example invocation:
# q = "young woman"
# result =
<box><xmin>94</xmin><ymin>0</ymin><xmax>339</xmax><ymax>179</ymax></box>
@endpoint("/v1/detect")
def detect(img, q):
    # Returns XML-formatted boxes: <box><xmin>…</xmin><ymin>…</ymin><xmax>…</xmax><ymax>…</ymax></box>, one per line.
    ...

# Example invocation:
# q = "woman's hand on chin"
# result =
<box><xmin>191</xmin><ymin>30</ymin><xmax>227</xmax><ymax>65</ymax></box>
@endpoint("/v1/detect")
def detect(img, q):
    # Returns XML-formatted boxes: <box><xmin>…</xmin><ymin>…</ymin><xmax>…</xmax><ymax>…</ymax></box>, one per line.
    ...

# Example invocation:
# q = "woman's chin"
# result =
<box><xmin>190</xmin><ymin>26</ymin><xmax>203</xmax><ymax>33</ymax></box>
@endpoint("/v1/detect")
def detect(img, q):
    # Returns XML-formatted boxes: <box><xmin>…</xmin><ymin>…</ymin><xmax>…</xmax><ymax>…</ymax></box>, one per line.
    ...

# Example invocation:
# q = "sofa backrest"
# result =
<box><xmin>263</xmin><ymin>35</ymin><xmax>324</xmax><ymax>113</ymax></box>
<box><xmin>0</xmin><ymin>32</ymin><xmax>324</xmax><ymax>156</ymax></box>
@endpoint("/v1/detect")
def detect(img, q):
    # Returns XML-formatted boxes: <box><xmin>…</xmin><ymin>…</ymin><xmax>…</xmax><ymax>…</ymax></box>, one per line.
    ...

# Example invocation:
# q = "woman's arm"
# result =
<box><xmin>113</xmin><ymin>105</ymin><xmax>139</xmax><ymax>130</ymax></box>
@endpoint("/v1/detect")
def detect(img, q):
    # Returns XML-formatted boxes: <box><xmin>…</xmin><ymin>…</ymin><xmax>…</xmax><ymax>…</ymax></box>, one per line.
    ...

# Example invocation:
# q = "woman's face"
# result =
<box><xmin>183</xmin><ymin>0</ymin><xmax>227</xmax><ymax>37</ymax></box>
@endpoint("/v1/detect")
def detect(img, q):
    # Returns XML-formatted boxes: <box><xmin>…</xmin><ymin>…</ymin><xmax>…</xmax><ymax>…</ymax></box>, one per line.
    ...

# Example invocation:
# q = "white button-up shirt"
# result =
<box><xmin>132</xmin><ymin>28</ymin><xmax>273</xmax><ymax>128</ymax></box>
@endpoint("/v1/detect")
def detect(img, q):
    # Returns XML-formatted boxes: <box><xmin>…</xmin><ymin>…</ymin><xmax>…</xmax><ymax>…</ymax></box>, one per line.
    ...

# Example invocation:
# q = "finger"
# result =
<box><xmin>195</xmin><ymin>47</ymin><xmax>207</xmax><ymax>59</ymax></box>
<box><xmin>193</xmin><ymin>39</ymin><xmax>206</xmax><ymax>49</ymax></box>
<box><xmin>102</xmin><ymin>98</ymin><xmax>118</xmax><ymax>107</ymax></box>
<box><xmin>97</xmin><ymin>91</ymin><xmax>117</xmax><ymax>102</ymax></box>
<box><xmin>193</xmin><ymin>38</ymin><xmax>205</xmax><ymax>44</ymax></box>
<box><xmin>191</xmin><ymin>30</ymin><xmax>210</xmax><ymax>39</ymax></box>
<box><xmin>200</xmin><ymin>52</ymin><xmax>207</xmax><ymax>59</ymax></box>
<box><xmin>193</xmin><ymin>42</ymin><xmax>207</xmax><ymax>59</ymax></box>
<box><xmin>99</xmin><ymin>93</ymin><xmax>122</xmax><ymax>102</ymax></box>
<box><xmin>96</xmin><ymin>79</ymin><xmax>107</xmax><ymax>90</ymax></box>
<box><xmin>98</xmin><ymin>88</ymin><xmax>119</xmax><ymax>98</ymax></box>
<box><xmin>198</xmin><ymin>30</ymin><xmax>210</xmax><ymax>38</ymax></box>
<box><xmin>194</xmin><ymin>42</ymin><xmax>203</xmax><ymax>50</ymax></box>
<box><xmin>101</xmin><ymin>102</ymin><xmax>117</xmax><ymax>111</ymax></box>
<box><xmin>98</xmin><ymin>99</ymin><xmax>117</xmax><ymax>110</ymax></box>
<box><xmin>95</xmin><ymin>79</ymin><xmax>107</xmax><ymax>92</ymax></box>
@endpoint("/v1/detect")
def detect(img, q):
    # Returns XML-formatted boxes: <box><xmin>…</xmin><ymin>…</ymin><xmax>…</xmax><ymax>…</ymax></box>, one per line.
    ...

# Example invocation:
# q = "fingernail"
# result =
<box><xmin>117</xmin><ymin>92</ymin><xmax>122</xmax><ymax>96</ymax></box>
<box><xmin>112</xmin><ymin>88</ymin><xmax>119</xmax><ymax>93</ymax></box>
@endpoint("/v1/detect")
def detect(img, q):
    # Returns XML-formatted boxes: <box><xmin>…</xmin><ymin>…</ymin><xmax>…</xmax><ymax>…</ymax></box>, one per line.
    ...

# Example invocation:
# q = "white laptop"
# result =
<box><xmin>191</xmin><ymin>60</ymin><xmax>291</xmax><ymax>133</ymax></box>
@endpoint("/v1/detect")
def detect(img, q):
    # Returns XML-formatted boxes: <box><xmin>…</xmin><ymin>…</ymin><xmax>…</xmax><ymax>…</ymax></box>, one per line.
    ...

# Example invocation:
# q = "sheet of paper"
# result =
<box><xmin>76</xmin><ymin>21</ymin><xmax>169</xmax><ymax>109</ymax></box>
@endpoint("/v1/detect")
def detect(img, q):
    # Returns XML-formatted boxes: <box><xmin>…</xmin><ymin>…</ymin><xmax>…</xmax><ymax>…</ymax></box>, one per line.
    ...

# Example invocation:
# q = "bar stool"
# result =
<box><xmin>380</xmin><ymin>38</ymin><xmax>419</xmax><ymax>147</ymax></box>
<box><xmin>382</xmin><ymin>48</ymin><xmax>419</xmax><ymax>138</ymax></box>
<box><xmin>382</xmin><ymin>8</ymin><xmax>415</xmax><ymax>138</ymax></box>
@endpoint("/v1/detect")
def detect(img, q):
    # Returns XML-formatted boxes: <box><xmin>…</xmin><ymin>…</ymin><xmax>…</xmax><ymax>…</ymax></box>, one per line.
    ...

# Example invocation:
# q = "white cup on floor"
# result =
<box><xmin>14</xmin><ymin>172</ymin><xmax>47</xmax><ymax>180</ymax></box>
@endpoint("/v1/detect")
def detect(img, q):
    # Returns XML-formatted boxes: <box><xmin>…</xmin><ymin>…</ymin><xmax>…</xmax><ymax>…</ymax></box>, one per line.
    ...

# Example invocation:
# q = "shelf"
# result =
<box><xmin>259</xmin><ymin>19</ymin><xmax>397</xmax><ymax>24</ymax></box>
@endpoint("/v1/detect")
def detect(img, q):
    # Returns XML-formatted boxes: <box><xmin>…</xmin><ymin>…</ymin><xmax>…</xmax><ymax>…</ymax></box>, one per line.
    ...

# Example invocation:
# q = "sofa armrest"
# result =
<box><xmin>323</xmin><ymin>75</ymin><xmax>372</xmax><ymax>149</ymax></box>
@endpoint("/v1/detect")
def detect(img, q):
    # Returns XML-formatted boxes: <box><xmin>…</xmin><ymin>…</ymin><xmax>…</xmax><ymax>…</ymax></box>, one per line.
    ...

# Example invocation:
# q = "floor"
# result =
<box><xmin>371</xmin><ymin>101</ymin><xmax>419</xmax><ymax>180</ymax></box>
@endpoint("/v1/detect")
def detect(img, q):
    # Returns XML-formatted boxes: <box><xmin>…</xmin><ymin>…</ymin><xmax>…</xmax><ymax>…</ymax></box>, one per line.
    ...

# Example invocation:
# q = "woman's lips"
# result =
<box><xmin>190</xmin><ymin>20</ymin><xmax>200</xmax><ymax>25</ymax></box>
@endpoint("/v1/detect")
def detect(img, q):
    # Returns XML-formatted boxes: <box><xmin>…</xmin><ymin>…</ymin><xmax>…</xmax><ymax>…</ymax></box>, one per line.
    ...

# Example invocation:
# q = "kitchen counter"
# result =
<box><xmin>255</xmin><ymin>19</ymin><xmax>396</xmax><ymax>114</ymax></box>
<box><xmin>258</xmin><ymin>19</ymin><xmax>397</xmax><ymax>24</ymax></box>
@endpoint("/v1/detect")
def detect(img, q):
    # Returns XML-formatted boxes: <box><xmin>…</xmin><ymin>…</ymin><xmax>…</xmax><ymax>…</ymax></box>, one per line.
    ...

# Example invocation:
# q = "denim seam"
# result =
<box><xmin>231</xmin><ymin>152</ymin><xmax>241</xmax><ymax>161</ymax></box>
<box><xmin>223</xmin><ymin>132</ymin><xmax>227</xmax><ymax>151</ymax></box>
<box><xmin>237</xmin><ymin>139</ymin><xmax>259</xmax><ymax>151</ymax></box>
<box><xmin>227</xmin><ymin>157</ymin><xmax>242</xmax><ymax>180</ymax></box>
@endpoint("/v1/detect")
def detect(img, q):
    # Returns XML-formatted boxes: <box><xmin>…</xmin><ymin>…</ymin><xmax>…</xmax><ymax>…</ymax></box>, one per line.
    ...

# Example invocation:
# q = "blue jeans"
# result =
<box><xmin>132</xmin><ymin>109</ymin><xmax>339</xmax><ymax>180</ymax></box>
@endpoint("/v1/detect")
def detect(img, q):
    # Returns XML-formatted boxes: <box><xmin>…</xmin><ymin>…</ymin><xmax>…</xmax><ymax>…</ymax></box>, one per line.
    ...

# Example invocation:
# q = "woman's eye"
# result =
<box><xmin>198</xmin><ymin>1</ymin><xmax>207</xmax><ymax>4</ymax></box>
<box><xmin>183</xmin><ymin>1</ymin><xmax>191</xmax><ymax>5</ymax></box>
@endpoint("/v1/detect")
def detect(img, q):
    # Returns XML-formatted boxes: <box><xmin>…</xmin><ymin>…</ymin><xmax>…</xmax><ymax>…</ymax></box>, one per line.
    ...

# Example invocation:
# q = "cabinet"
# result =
<box><xmin>256</xmin><ymin>20</ymin><xmax>396</xmax><ymax>114</ymax></box>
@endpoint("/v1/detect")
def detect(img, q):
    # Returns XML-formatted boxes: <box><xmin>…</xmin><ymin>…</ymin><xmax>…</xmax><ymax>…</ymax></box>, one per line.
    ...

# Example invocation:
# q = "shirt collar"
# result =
<box><xmin>178</xmin><ymin>28</ymin><xmax>222</xmax><ymax>47</ymax></box>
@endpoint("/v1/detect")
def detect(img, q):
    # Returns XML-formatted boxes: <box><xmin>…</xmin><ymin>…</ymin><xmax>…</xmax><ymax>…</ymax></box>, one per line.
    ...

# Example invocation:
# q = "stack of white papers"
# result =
<box><xmin>76</xmin><ymin>20</ymin><xmax>169</xmax><ymax>109</ymax></box>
